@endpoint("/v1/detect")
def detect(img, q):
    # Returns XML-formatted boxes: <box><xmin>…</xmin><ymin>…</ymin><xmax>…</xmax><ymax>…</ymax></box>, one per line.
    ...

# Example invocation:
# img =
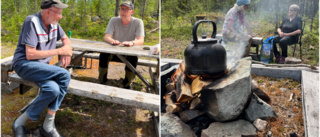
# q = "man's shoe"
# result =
<box><xmin>40</xmin><ymin>126</ymin><xmax>64</xmax><ymax>137</ymax></box>
<box><xmin>12</xmin><ymin>119</ymin><xmax>27</xmax><ymax>137</ymax></box>
<box><xmin>124</xmin><ymin>84</ymin><xmax>132</xmax><ymax>89</ymax></box>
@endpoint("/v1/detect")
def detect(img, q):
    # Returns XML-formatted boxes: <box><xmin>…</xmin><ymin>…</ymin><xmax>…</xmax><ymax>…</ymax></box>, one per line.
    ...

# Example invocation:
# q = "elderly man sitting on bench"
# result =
<box><xmin>11</xmin><ymin>0</ymin><xmax>72</xmax><ymax>136</ymax></box>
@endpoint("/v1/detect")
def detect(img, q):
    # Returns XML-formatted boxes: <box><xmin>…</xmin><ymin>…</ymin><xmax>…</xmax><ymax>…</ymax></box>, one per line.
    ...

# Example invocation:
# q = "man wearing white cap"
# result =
<box><xmin>99</xmin><ymin>0</ymin><xmax>145</xmax><ymax>89</ymax></box>
<box><xmin>11</xmin><ymin>0</ymin><xmax>72</xmax><ymax>136</ymax></box>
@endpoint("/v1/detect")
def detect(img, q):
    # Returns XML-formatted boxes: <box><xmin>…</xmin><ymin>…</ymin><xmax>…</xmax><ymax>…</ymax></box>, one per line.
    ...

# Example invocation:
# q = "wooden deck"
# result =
<box><xmin>301</xmin><ymin>70</ymin><xmax>319</xmax><ymax>137</ymax></box>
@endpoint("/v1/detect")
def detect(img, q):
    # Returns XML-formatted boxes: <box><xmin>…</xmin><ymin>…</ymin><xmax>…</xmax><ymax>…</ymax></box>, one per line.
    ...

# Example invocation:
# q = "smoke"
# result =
<box><xmin>221</xmin><ymin>32</ymin><xmax>250</xmax><ymax>65</ymax></box>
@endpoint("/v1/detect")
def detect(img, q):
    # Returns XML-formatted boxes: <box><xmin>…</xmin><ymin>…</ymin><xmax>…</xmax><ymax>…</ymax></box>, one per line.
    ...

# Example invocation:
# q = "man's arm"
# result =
<box><xmin>25</xmin><ymin>35</ymin><xmax>72</xmax><ymax>67</ymax></box>
<box><xmin>122</xmin><ymin>36</ymin><xmax>144</xmax><ymax>46</ymax></box>
<box><xmin>59</xmin><ymin>35</ymin><xmax>72</xmax><ymax>68</ymax></box>
<box><xmin>104</xmin><ymin>33</ymin><xmax>121</xmax><ymax>45</ymax></box>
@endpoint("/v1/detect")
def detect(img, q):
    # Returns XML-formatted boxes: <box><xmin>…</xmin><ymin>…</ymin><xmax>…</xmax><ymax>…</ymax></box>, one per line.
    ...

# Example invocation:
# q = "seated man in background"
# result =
<box><xmin>99</xmin><ymin>1</ymin><xmax>144</xmax><ymax>89</ymax></box>
<box><xmin>273</xmin><ymin>4</ymin><xmax>302</xmax><ymax>64</ymax></box>
<box><xmin>11</xmin><ymin>0</ymin><xmax>72</xmax><ymax>136</ymax></box>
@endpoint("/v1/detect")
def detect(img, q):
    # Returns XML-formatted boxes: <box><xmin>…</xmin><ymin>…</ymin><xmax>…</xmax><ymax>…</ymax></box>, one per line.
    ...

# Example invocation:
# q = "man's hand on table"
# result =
<box><xmin>122</xmin><ymin>41</ymin><xmax>134</xmax><ymax>47</ymax></box>
<box><xmin>111</xmin><ymin>40</ymin><xmax>121</xmax><ymax>45</ymax></box>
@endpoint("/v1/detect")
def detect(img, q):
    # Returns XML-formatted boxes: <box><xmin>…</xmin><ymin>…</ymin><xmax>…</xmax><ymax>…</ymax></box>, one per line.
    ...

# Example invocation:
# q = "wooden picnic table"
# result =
<box><xmin>1</xmin><ymin>38</ymin><xmax>161</xmax><ymax>111</ymax></box>
<box><xmin>58</xmin><ymin>38</ymin><xmax>159</xmax><ymax>90</ymax></box>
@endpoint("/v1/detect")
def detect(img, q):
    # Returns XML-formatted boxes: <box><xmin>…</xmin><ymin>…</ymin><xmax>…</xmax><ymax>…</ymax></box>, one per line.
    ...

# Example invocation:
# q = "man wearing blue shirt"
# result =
<box><xmin>11</xmin><ymin>0</ymin><xmax>72</xmax><ymax>136</ymax></box>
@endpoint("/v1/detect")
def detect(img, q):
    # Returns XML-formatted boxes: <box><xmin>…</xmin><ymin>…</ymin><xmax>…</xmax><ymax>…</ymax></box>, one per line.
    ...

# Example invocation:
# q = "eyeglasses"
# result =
<box><xmin>48</xmin><ymin>9</ymin><xmax>62</xmax><ymax>16</ymax></box>
<box><xmin>120</xmin><ymin>8</ymin><xmax>132</xmax><ymax>12</ymax></box>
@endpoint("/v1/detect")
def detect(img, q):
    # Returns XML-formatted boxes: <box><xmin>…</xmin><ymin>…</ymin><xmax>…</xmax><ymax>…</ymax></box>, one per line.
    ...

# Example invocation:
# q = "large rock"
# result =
<box><xmin>285</xmin><ymin>57</ymin><xmax>301</xmax><ymax>64</ymax></box>
<box><xmin>91</xmin><ymin>16</ymin><xmax>100</xmax><ymax>22</ymax></box>
<box><xmin>253</xmin><ymin>118</ymin><xmax>268</xmax><ymax>131</ymax></box>
<box><xmin>179</xmin><ymin>110</ymin><xmax>205</xmax><ymax>123</ymax></box>
<box><xmin>201</xmin><ymin>119</ymin><xmax>257</xmax><ymax>137</ymax></box>
<box><xmin>161</xmin><ymin>113</ymin><xmax>197</xmax><ymax>137</ymax></box>
<box><xmin>252</xmin><ymin>80</ymin><xmax>271</xmax><ymax>103</ymax></box>
<box><xmin>244</xmin><ymin>93</ymin><xmax>277</xmax><ymax>122</ymax></box>
<box><xmin>200</xmin><ymin>57</ymin><xmax>252</xmax><ymax>121</ymax></box>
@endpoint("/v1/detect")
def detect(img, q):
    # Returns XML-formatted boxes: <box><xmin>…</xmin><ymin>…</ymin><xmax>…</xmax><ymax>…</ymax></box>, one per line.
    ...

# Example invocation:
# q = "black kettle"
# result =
<box><xmin>184</xmin><ymin>20</ymin><xmax>226</xmax><ymax>75</ymax></box>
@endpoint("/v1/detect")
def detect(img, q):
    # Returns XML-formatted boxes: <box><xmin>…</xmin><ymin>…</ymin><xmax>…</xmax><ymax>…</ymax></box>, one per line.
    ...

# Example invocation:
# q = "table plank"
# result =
<box><xmin>59</xmin><ymin>38</ymin><xmax>159</xmax><ymax>59</ymax></box>
<box><xmin>301</xmin><ymin>70</ymin><xmax>319</xmax><ymax>137</ymax></box>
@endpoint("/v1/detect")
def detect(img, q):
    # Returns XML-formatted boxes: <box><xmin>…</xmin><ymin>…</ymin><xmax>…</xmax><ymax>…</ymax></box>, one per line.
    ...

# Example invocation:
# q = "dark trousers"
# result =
<box><xmin>99</xmin><ymin>53</ymin><xmax>138</xmax><ymax>83</ymax></box>
<box><xmin>273</xmin><ymin>36</ymin><xmax>297</xmax><ymax>57</ymax></box>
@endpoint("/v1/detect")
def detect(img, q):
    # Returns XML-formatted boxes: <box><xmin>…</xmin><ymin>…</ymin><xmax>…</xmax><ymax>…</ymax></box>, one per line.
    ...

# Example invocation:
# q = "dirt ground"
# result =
<box><xmin>1</xmin><ymin>56</ymin><xmax>157</xmax><ymax>137</ymax></box>
<box><xmin>252</xmin><ymin>75</ymin><xmax>304</xmax><ymax>136</ymax></box>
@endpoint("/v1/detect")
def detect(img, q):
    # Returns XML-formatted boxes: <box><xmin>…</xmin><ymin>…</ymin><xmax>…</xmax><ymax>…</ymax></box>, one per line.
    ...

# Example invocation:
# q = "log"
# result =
<box><xmin>8</xmin><ymin>73</ymin><xmax>159</xmax><ymax>112</ymax></box>
<box><xmin>165</xmin><ymin>94</ymin><xmax>174</xmax><ymax>105</ymax></box>
<box><xmin>191</xmin><ymin>76</ymin><xmax>206</xmax><ymax>95</ymax></box>
<box><xmin>176</xmin><ymin>82</ymin><xmax>193</xmax><ymax>103</ymax></box>
<box><xmin>147</xmin><ymin>27</ymin><xmax>159</xmax><ymax>33</ymax></box>
<box><xmin>189</xmin><ymin>97</ymin><xmax>201</xmax><ymax>110</ymax></box>
<box><xmin>165</xmin><ymin>104</ymin><xmax>181</xmax><ymax>113</ymax></box>
<box><xmin>165</xmin><ymin>83</ymin><xmax>175</xmax><ymax>92</ymax></box>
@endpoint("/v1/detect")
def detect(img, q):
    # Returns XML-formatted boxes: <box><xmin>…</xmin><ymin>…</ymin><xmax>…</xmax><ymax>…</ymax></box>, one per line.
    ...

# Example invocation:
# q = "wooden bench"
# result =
<box><xmin>72</xmin><ymin>51</ymin><xmax>158</xmax><ymax>69</ymax></box>
<box><xmin>1</xmin><ymin>56</ymin><xmax>159</xmax><ymax>112</ymax></box>
<box><xmin>8</xmin><ymin>73</ymin><xmax>159</xmax><ymax>112</ymax></box>
<box><xmin>301</xmin><ymin>70</ymin><xmax>319</xmax><ymax>137</ymax></box>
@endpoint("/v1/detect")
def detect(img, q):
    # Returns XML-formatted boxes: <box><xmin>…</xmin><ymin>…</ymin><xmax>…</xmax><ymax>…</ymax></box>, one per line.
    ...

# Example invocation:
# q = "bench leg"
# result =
<box><xmin>1</xmin><ymin>70</ymin><xmax>14</xmax><ymax>93</ymax></box>
<box><xmin>116</xmin><ymin>54</ymin><xmax>154</xmax><ymax>89</ymax></box>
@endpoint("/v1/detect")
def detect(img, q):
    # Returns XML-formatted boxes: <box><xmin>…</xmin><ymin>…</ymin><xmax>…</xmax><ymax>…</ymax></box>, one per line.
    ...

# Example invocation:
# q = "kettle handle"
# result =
<box><xmin>192</xmin><ymin>20</ymin><xmax>217</xmax><ymax>47</ymax></box>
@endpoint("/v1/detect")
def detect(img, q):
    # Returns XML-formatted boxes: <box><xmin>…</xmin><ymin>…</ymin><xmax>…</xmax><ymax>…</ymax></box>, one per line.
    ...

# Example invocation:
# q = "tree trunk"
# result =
<box><xmin>115</xmin><ymin>0</ymin><xmax>120</xmax><ymax>17</ymax></box>
<box><xmin>301</xmin><ymin>0</ymin><xmax>305</xmax><ymax>16</ymax></box>
<box><xmin>157</xmin><ymin>2</ymin><xmax>159</xmax><ymax>20</ymax></box>
<box><xmin>141</xmin><ymin>0</ymin><xmax>147</xmax><ymax>19</ymax></box>
<box><xmin>17</xmin><ymin>0</ymin><xmax>20</xmax><ymax>13</ymax></box>
<box><xmin>310</xmin><ymin>17</ymin><xmax>313</xmax><ymax>33</ymax></box>
<box><xmin>35</xmin><ymin>0</ymin><xmax>37</xmax><ymax>14</ymax></box>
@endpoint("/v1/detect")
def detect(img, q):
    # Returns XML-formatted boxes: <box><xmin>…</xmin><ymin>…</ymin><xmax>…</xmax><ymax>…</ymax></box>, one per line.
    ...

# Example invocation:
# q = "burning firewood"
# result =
<box><xmin>166</xmin><ymin>104</ymin><xmax>182</xmax><ymax>113</ymax></box>
<box><xmin>165</xmin><ymin>94</ymin><xmax>174</xmax><ymax>105</ymax></box>
<box><xmin>191</xmin><ymin>76</ymin><xmax>212</xmax><ymax>95</ymax></box>
<box><xmin>189</xmin><ymin>97</ymin><xmax>201</xmax><ymax>110</ymax></box>
<box><xmin>165</xmin><ymin>83</ymin><xmax>175</xmax><ymax>92</ymax></box>
<box><xmin>177</xmin><ymin>82</ymin><xmax>194</xmax><ymax>103</ymax></box>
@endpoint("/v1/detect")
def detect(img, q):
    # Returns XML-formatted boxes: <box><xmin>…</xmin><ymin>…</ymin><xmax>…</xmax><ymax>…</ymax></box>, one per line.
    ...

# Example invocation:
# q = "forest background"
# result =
<box><xmin>161</xmin><ymin>0</ymin><xmax>319</xmax><ymax>66</ymax></box>
<box><xmin>1</xmin><ymin>0</ymin><xmax>160</xmax><ymax>58</ymax></box>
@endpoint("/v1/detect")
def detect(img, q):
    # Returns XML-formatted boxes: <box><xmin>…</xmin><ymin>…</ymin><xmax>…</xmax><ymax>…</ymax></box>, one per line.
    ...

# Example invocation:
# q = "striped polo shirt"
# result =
<box><xmin>12</xmin><ymin>12</ymin><xmax>65</xmax><ymax>68</ymax></box>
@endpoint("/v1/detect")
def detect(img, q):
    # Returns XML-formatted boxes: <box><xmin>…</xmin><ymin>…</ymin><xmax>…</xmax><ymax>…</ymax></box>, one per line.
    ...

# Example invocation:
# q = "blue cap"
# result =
<box><xmin>237</xmin><ymin>0</ymin><xmax>250</xmax><ymax>6</ymax></box>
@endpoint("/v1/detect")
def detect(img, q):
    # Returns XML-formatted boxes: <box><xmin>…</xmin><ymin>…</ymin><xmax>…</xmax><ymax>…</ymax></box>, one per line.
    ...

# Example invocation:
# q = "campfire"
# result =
<box><xmin>161</xmin><ymin>20</ymin><xmax>277</xmax><ymax>136</ymax></box>
<box><xmin>161</xmin><ymin>57</ymin><xmax>277</xmax><ymax>137</ymax></box>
